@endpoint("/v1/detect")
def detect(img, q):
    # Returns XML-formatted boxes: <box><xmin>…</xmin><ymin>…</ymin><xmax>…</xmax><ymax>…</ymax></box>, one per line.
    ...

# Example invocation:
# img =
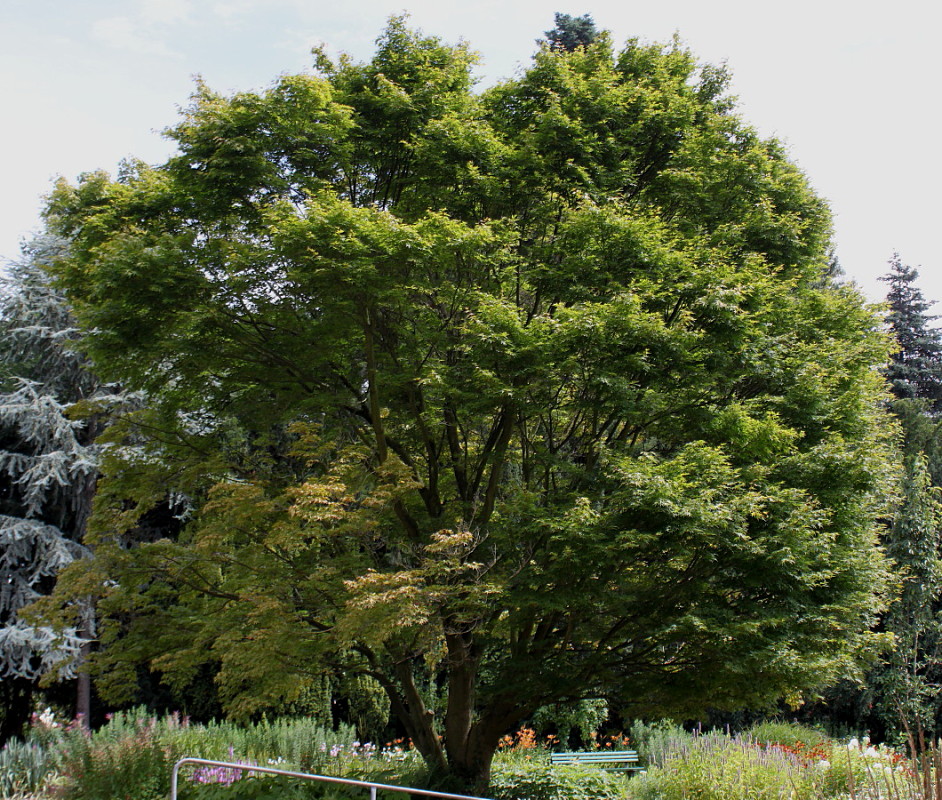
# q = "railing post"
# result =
<box><xmin>170</xmin><ymin>758</ymin><xmax>181</xmax><ymax>800</ymax></box>
<box><xmin>370</xmin><ymin>786</ymin><xmax>377</xmax><ymax>800</ymax></box>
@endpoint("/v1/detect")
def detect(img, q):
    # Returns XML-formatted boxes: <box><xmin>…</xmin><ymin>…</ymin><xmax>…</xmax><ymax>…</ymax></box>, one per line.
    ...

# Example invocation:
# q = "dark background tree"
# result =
<box><xmin>874</xmin><ymin>256</ymin><xmax>942</xmax><ymax>735</ymax></box>
<box><xmin>805</xmin><ymin>255</ymin><xmax>942</xmax><ymax>740</ymax></box>
<box><xmin>38</xmin><ymin>19</ymin><xmax>895</xmax><ymax>790</ymax></box>
<box><xmin>881</xmin><ymin>254</ymin><xmax>942</xmax><ymax>411</ymax></box>
<box><xmin>543</xmin><ymin>12</ymin><xmax>598</xmax><ymax>51</ymax></box>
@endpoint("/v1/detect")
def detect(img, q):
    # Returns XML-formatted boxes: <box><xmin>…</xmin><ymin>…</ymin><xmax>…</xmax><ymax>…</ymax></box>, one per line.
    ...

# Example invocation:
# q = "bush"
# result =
<box><xmin>180</xmin><ymin>775</ymin><xmax>362</xmax><ymax>800</ymax></box>
<box><xmin>629</xmin><ymin>734</ymin><xmax>819</xmax><ymax>800</ymax></box>
<box><xmin>745</xmin><ymin>720</ymin><xmax>829</xmax><ymax>750</ymax></box>
<box><xmin>173</xmin><ymin>716</ymin><xmax>360</xmax><ymax>774</ymax></box>
<box><xmin>531</xmin><ymin>701</ymin><xmax>608</xmax><ymax>749</ymax></box>
<box><xmin>0</xmin><ymin>739</ymin><xmax>53</xmax><ymax>798</ymax></box>
<box><xmin>489</xmin><ymin>754</ymin><xmax>629</xmax><ymax>800</ymax></box>
<box><xmin>625</xmin><ymin>729</ymin><xmax>918</xmax><ymax>800</ymax></box>
<box><xmin>50</xmin><ymin>710</ymin><xmax>378</xmax><ymax>800</ymax></box>
<box><xmin>57</xmin><ymin>717</ymin><xmax>180</xmax><ymax>800</ymax></box>
<box><xmin>627</xmin><ymin>720</ymin><xmax>688</xmax><ymax>766</ymax></box>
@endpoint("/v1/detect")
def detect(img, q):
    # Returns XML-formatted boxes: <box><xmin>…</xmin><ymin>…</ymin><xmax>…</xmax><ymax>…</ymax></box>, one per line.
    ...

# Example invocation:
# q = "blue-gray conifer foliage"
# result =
<box><xmin>0</xmin><ymin>235</ymin><xmax>97</xmax><ymax>680</ymax></box>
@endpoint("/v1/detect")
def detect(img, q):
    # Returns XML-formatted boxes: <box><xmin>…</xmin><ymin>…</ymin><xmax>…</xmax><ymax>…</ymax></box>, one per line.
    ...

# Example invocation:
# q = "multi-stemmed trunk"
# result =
<box><xmin>384</xmin><ymin>630</ymin><xmax>528</xmax><ymax>794</ymax></box>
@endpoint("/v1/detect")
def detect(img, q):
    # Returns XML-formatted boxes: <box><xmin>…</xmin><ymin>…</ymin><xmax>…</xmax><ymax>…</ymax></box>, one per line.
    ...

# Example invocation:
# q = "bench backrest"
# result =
<box><xmin>550</xmin><ymin>750</ymin><xmax>639</xmax><ymax>763</ymax></box>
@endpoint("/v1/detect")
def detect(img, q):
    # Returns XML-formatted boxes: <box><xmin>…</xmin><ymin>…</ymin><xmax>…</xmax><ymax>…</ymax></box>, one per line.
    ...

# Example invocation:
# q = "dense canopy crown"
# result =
<box><xmin>40</xmin><ymin>18</ymin><xmax>894</xmax><ymax>789</ymax></box>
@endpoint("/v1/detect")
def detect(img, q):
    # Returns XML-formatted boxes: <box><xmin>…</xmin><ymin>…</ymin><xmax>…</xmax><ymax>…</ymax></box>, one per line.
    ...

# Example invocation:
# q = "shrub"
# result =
<box><xmin>489</xmin><ymin>754</ymin><xmax>629</xmax><ymax>800</ymax></box>
<box><xmin>746</xmin><ymin>721</ymin><xmax>830</xmax><ymax>750</ymax></box>
<box><xmin>0</xmin><ymin>739</ymin><xmax>53</xmax><ymax>798</ymax></box>
<box><xmin>626</xmin><ymin>729</ymin><xmax>920</xmax><ymax>800</ymax></box>
<box><xmin>627</xmin><ymin>720</ymin><xmax>688</xmax><ymax>766</ymax></box>
<box><xmin>57</xmin><ymin>716</ymin><xmax>180</xmax><ymax>800</ymax></box>
<box><xmin>180</xmin><ymin>775</ymin><xmax>362</xmax><ymax>800</ymax></box>
<box><xmin>531</xmin><ymin>701</ymin><xmax>608</xmax><ymax>749</ymax></box>
<box><xmin>173</xmin><ymin>716</ymin><xmax>359</xmax><ymax>774</ymax></box>
<box><xmin>27</xmin><ymin>706</ymin><xmax>434</xmax><ymax>800</ymax></box>
<box><xmin>629</xmin><ymin>734</ymin><xmax>819</xmax><ymax>800</ymax></box>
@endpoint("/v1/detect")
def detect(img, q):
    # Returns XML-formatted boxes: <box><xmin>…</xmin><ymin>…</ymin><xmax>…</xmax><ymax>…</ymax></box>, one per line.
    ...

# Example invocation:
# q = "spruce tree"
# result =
<box><xmin>875</xmin><ymin>454</ymin><xmax>942</xmax><ymax>731</ymax></box>
<box><xmin>0</xmin><ymin>235</ymin><xmax>100</xmax><ymax>742</ymax></box>
<box><xmin>881</xmin><ymin>253</ymin><xmax>942</xmax><ymax>409</ymax></box>
<box><xmin>867</xmin><ymin>254</ymin><xmax>942</xmax><ymax>735</ymax></box>
<box><xmin>543</xmin><ymin>12</ymin><xmax>598</xmax><ymax>51</ymax></box>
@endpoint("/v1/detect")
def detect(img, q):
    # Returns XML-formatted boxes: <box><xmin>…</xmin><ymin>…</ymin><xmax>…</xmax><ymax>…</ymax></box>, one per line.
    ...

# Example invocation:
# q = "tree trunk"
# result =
<box><xmin>391</xmin><ymin>661</ymin><xmax>448</xmax><ymax>774</ymax></box>
<box><xmin>446</xmin><ymin>719</ymin><xmax>509</xmax><ymax>795</ymax></box>
<box><xmin>75</xmin><ymin>600</ymin><xmax>94</xmax><ymax>729</ymax></box>
<box><xmin>444</xmin><ymin>679</ymin><xmax>525</xmax><ymax>793</ymax></box>
<box><xmin>76</xmin><ymin>659</ymin><xmax>91</xmax><ymax>729</ymax></box>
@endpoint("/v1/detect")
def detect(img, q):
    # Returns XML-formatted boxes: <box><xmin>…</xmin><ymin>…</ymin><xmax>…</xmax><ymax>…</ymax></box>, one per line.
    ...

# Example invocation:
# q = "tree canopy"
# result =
<box><xmin>39</xmin><ymin>18</ymin><xmax>895</xmax><ymax>789</ymax></box>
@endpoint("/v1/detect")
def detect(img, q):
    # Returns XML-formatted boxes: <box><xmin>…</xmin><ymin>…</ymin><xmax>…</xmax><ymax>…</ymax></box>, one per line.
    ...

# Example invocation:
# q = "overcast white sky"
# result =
<box><xmin>1</xmin><ymin>0</ymin><xmax>939</xmax><ymax>305</ymax></box>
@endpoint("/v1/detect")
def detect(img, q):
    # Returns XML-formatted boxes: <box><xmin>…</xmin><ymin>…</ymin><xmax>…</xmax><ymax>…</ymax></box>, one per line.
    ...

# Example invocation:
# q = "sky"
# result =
<box><xmin>1</xmin><ymin>0</ymin><xmax>939</xmax><ymax>305</ymax></box>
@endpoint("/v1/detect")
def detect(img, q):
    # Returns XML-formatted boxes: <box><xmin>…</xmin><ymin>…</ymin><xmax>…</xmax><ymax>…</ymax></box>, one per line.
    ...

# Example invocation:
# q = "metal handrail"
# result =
<box><xmin>170</xmin><ymin>757</ymin><xmax>493</xmax><ymax>800</ymax></box>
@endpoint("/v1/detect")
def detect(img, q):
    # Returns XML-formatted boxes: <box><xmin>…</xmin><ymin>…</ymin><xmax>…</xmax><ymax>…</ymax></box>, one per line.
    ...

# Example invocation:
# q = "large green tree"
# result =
<box><xmin>39</xmin><ymin>19</ymin><xmax>894</xmax><ymax>789</ymax></box>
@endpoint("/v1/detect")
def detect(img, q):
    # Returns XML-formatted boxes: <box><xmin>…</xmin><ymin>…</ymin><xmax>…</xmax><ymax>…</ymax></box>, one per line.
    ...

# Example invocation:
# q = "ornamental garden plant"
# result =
<box><xmin>3</xmin><ymin>712</ymin><xmax>941</xmax><ymax>800</ymax></box>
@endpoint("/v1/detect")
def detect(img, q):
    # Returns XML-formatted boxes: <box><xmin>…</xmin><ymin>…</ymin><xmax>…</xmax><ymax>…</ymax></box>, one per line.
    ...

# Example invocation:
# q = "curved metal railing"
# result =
<box><xmin>170</xmin><ymin>757</ymin><xmax>493</xmax><ymax>800</ymax></box>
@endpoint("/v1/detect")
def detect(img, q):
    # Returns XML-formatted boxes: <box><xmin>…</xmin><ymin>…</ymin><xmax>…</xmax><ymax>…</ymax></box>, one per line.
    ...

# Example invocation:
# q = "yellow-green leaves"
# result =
<box><xmin>36</xmin><ymin>18</ymin><xmax>899</xmax><ymax>769</ymax></box>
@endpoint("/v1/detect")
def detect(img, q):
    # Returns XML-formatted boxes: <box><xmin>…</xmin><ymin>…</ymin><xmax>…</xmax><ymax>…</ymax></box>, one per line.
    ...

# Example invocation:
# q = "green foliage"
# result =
<box><xmin>18</xmin><ymin>710</ymin><xmax>937</xmax><ymax>800</ymax></box>
<box><xmin>846</xmin><ymin>255</ymin><xmax>942</xmax><ymax>740</ymax></box>
<box><xmin>744</xmin><ymin>721</ymin><xmax>829</xmax><ymax>750</ymax></box>
<box><xmin>633</xmin><ymin>729</ymin><xmax>840</xmax><ymax>800</ymax></box>
<box><xmin>881</xmin><ymin>254</ymin><xmax>942</xmax><ymax>407</ymax></box>
<box><xmin>0</xmin><ymin>739</ymin><xmax>53</xmax><ymax>798</ymax></box>
<box><xmin>628</xmin><ymin>727</ymin><xmax>931</xmax><ymax>800</ymax></box>
<box><xmin>339</xmin><ymin>675</ymin><xmax>391</xmax><ymax>744</ymax></box>
<box><xmin>627</xmin><ymin>720</ymin><xmax>691</xmax><ymax>766</ymax></box>
<box><xmin>543</xmin><ymin>13</ymin><xmax>599</xmax><ymax>52</ymax></box>
<box><xmin>531</xmin><ymin>700</ymin><xmax>608</xmax><ymax>748</ymax></box>
<box><xmin>490</xmin><ymin>755</ymin><xmax>629</xmax><ymax>800</ymax></box>
<box><xmin>37</xmin><ymin>16</ymin><xmax>898</xmax><ymax>789</ymax></box>
<box><xmin>181</xmin><ymin>776</ymin><xmax>361</xmax><ymax>800</ymax></box>
<box><xmin>47</xmin><ymin>710</ymin><xmax>365</xmax><ymax>800</ymax></box>
<box><xmin>57</xmin><ymin>720</ymin><xmax>178</xmax><ymax>800</ymax></box>
<box><xmin>873</xmin><ymin>454</ymin><xmax>942</xmax><ymax>732</ymax></box>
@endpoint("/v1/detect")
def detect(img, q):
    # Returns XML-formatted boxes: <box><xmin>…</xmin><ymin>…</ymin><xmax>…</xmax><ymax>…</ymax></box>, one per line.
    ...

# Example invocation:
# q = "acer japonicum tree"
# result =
<box><xmin>38</xmin><ymin>19</ymin><xmax>895</xmax><ymax>790</ymax></box>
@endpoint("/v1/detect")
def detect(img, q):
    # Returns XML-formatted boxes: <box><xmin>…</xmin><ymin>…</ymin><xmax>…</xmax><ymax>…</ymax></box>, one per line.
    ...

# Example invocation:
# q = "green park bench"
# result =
<box><xmin>549</xmin><ymin>750</ymin><xmax>642</xmax><ymax>774</ymax></box>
